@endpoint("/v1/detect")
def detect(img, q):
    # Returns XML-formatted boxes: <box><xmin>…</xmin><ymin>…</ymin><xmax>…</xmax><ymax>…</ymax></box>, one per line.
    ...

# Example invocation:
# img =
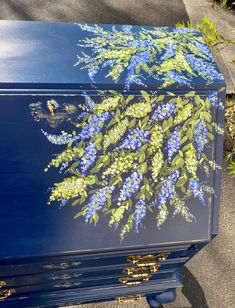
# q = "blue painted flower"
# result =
<box><xmin>122</xmin><ymin>25</ymin><xmax>133</xmax><ymax>34</ymax></box>
<box><xmin>116</xmin><ymin>128</ymin><xmax>149</xmax><ymax>150</ymax></box>
<box><xmin>126</xmin><ymin>50</ymin><xmax>151</xmax><ymax>85</ymax></box>
<box><xmin>164</xmin><ymin>71</ymin><xmax>191</xmax><ymax>86</ymax></box>
<box><xmin>41</xmin><ymin>130</ymin><xmax>79</xmax><ymax>145</ymax></box>
<box><xmin>167</xmin><ymin>127</ymin><xmax>181</xmax><ymax>162</ymax></box>
<box><xmin>194</xmin><ymin>41</ymin><xmax>213</xmax><ymax>60</ymax></box>
<box><xmin>59</xmin><ymin>161</ymin><xmax>69</xmax><ymax>174</ymax></box>
<box><xmin>118</xmin><ymin>172</ymin><xmax>143</xmax><ymax>204</ymax></box>
<box><xmin>84</xmin><ymin>95</ymin><xmax>96</xmax><ymax>109</ymax></box>
<box><xmin>189</xmin><ymin>179</ymin><xmax>205</xmax><ymax>205</ymax></box>
<box><xmin>185</xmin><ymin>54</ymin><xmax>224</xmax><ymax>81</ymax></box>
<box><xmin>156</xmin><ymin>171</ymin><xmax>180</xmax><ymax>209</ymax></box>
<box><xmin>59</xmin><ymin>198</ymin><xmax>68</xmax><ymax>207</ymax></box>
<box><xmin>160</xmin><ymin>43</ymin><xmax>176</xmax><ymax>60</ymax></box>
<box><xmin>133</xmin><ymin>199</ymin><xmax>146</xmax><ymax>233</ymax></box>
<box><xmin>76</xmin><ymin>112</ymin><xmax>90</xmax><ymax>121</ymax></box>
<box><xmin>102</xmin><ymin>59</ymin><xmax>116</xmax><ymax>68</ymax></box>
<box><xmin>80</xmin><ymin>112</ymin><xmax>111</xmax><ymax>140</ymax></box>
<box><xmin>85</xmin><ymin>186</ymin><xmax>115</xmax><ymax>223</ymax></box>
<box><xmin>194</xmin><ymin>118</ymin><xmax>208</xmax><ymax>158</ymax></box>
<box><xmin>172</xmin><ymin>28</ymin><xmax>192</xmax><ymax>34</ymax></box>
<box><xmin>208</xmin><ymin>92</ymin><xmax>224</xmax><ymax>110</ymax></box>
<box><xmin>80</xmin><ymin>143</ymin><xmax>97</xmax><ymax>176</ymax></box>
<box><xmin>151</xmin><ymin>102</ymin><xmax>176</xmax><ymax>122</ymax></box>
<box><xmin>88</xmin><ymin>67</ymin><xmax>98</xmax><ymax>81</ymax></box>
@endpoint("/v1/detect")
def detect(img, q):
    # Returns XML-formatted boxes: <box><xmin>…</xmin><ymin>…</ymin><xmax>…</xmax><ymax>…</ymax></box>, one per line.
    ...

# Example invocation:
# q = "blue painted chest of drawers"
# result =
<box><xmin>0</xmin><ymin>21</ymin><xmax>225</xmax><ymax>307</ymax></box>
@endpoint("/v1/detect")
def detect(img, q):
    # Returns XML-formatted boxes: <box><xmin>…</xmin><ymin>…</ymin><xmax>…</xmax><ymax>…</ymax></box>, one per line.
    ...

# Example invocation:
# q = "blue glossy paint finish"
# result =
<box><xmin>0</xmin><ymin>94</ymin><xmax>216</xmax><ymax>259</ymax></box>
<box><xmin>0</xmin><ymin>21</ymin><xmax>225</xmax><ymax>308</ymax></box>
<box><xmin>0</xmin><ymin>21</ymin><xmax>224</xmax><ymax>91</ymax></box>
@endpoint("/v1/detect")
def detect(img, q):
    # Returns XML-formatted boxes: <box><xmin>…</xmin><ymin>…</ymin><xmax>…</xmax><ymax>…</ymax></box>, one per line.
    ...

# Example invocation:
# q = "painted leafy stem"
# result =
<box><xmin>40</xmin><ymin>91</ymin><xmax>224</xmax><ymax>240</ymax></box>
<box><xmin>75</xmin><ymin>24</ymin><xmax>224</xmax><ymax>88</ymax></box>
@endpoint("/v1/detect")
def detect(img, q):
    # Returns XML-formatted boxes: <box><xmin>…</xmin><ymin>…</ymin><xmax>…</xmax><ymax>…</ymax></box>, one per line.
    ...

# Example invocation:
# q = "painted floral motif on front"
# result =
<box><xmin>31</xmin><ymin>91</ymin><xmax>224</xmax><ymax>240</ymax></box>
<box><xmin>75</xmin><ymin>24</ymin><xmax>224</xmax><ymax>88</ymax></box>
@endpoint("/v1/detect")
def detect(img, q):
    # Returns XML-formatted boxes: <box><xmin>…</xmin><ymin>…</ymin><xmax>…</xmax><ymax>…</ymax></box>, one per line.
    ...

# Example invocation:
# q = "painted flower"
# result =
<box><xmin>164</xmin><ymin>71</ymin><xmax>191</xmax><ymax>86</ymax></box>
<box><xmin>185</xmin><ymin>54</ymin><xmax>224</xmax><ymax>81</ymax></box>
<box><xmin>156</xmin><ymin>171</ymin><xmax>180</xmax><ymax>209</ymax></box>
<box><xmin>80</xmin><ymin>143</ymin><xmax>97</xmax><ymax>176</ymax></box>
<box><xmin>80</xmin><ymin>112</ymin><xmax>110</xmax><ymax>140</ymax></box>
<box><xmin>172</xmin><ymin>28</ymin><xmax>193</xmax><ymax>34</ymax></box>
<box><xmin>41</xmin><ymin>130</ymin><xmax>79</xmax><ymax>145</ymax></box>
<box><xmin>115</xmin><ymin>128</ymin><xmax>149</xmax><ymax>150</ymax></box>
<box><xmin>194</xmin><ymin>41</ymin><xmax>213</xmax><ymax>60</ymax></box>
<box><xmin>194</xmin><ymin>118</ymin><xmax>208</xmax><ymax>158</ymax></box>
<box><xmin>189</xmin><ymin>179</ymin><xmax>205</xmax><ymax>205</ymax></box>
<box><xmin>160</xmin><ymin>42</ymin><xmax>176</xmax><ymax>60</ymax></box>
<box><xmin>118</xmin><ymin>171</ymin><xmax>143</xmax><ymax>204</ymax></box>
<box><xmin>76</xmin><ymin>24</ymin><xmax>223</xmax><ymax>89</ymax></box>
<box><xmin>133</xmin><ymin>199</ymin><xmax>146</xmax><ymax>232</ymax></box>
<box><xmin>167</xmin><ymin>127</ymin><xmax>181</xmax><ymax>162</ymax></box>
<box><xmin>125</xmin><ymin>50</ymin><xmax>152</xmax><ymax>86</ymax></box>
<box><xmin>208</xmin><ymin>92</ymin><xmax>224</xmax><ymax>110</ymax></box>
<box><xmin>151</xmin><ymin>102</ymin><xmax>175</xmax><ymax>122</ymax></box>
<box><xmin>85</xmin><ymin>186</ymin><xmax>115</xmax><ymax>223</ymax></box>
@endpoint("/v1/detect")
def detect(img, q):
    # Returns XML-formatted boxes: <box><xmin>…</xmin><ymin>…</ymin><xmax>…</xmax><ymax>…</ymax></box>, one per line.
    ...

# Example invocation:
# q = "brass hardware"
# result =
<box><xmin>123</xmin><ymin>264</ymin><xmax>160</xmax><ymax>276</ymax></box>
<box><xmin>0</xmin><ymin>281</ymin><xmax>6</xmax><ymax>288</ymax></box>
<box><xmin>116</xmin><ymin>295</ymin><xmax>143</xmax><ymax>303</ymax></box>
<box><xmin>157</xmin><ymin>252</ymin><xmax>171</xmax><ymax>261</ymax></box>
<box><xmin>43</xmin><ymin>261</ymin><xmax>81</xmax><ymax>270</ymax></box>
<box><xmin>129</xmin><ymin>273</ymin><xmax>150</xmax><ymax>279</ymax></box>
<box><xmin>128</xmin><ymin>252</ymin><xmax>170</xmax><ymax>266</ymax></box>
<box><xmin>123</xmin><ymin>266</ymin><xmax>147</xmax><ymax>275</ymax></box>
<box><xmin>0</xmin><ymin>289</ymin><xmax>15</xmax><ymax>301</ymax></box>
<box><xmin>119</xmin><ymin>276</ymin><xmax>149</xmax><ymax>285</ymax></box>
<box><xmin>150</xmin><ymin>264</ymin><xmax>160</xmax><ymax>273</ymax></box>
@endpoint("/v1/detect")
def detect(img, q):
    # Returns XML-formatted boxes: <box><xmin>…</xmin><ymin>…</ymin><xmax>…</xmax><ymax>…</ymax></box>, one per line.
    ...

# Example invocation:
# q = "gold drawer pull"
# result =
<box><xmin>123</xmin><ymin>264</ymin><xmax>160</xmax><ymax>275</ymax></box>
<box><xmin>0</xmin><ymin>289</ymin><xmax>15</xmax><ymax>301</ymax></box>
<box><xmin>128</xmin><ymin>273</ymin><xmax>150</xmax><ymax>279</ymax></box>
<box><xmin>128</xmin><ymin>252</ymin><xmax>170</xmax><ymax>266</ymax></box>
<box><xmin>0</xmin><ymin>281</ymin><xmax>6</xmax><ymax>288</ymax></box>
<box><xmin>119</xmin><ymin>276</ymin><xmax>149</xmax><ymax>285</ymax></box>
<box><xmin>116</xmin><ymin>295</ymin><xmax>143</xmax><ymax>303</ymax></box>
<box><xmin>157</xmin><ymin>252</ymin><xmax>171</xmax><ymax>261</ymax></box>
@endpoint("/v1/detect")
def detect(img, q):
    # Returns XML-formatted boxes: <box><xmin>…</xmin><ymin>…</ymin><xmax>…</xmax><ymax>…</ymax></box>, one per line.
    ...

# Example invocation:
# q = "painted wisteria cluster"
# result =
<box><xmin>75</xmin><ymin>24</ymin><xmax>224</xmax><ymax>88</ymax></box>
<box><xmin>32</xmin><ymin>90</ymin><xmax>224</xmax><ymax>240</ymax></box>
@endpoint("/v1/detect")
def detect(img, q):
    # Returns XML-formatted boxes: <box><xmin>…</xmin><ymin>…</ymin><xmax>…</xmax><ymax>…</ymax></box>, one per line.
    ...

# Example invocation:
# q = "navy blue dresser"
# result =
<box><xmin>0</xmin><ymin>21</ymin><xmax>225</xmax><ymax>307</ymax></box>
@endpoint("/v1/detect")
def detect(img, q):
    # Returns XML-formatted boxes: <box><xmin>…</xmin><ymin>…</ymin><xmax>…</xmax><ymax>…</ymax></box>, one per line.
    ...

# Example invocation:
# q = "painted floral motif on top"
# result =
<box><xmin>30</xmin><ymin>90</ymin><xmax>224</xmax><ymax>240</ymax></box>
<box><xmin>74</xmin><ymin>24</ymin><xmax>224</xmax><ymax>88</ymax></box>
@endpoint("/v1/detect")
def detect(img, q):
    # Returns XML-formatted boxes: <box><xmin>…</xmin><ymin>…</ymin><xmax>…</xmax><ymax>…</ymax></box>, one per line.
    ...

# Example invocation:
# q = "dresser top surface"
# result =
<box><xmin>0</xmin><ymin>20</ymin><xmax>224</xmax><ymax>92</ymax></box>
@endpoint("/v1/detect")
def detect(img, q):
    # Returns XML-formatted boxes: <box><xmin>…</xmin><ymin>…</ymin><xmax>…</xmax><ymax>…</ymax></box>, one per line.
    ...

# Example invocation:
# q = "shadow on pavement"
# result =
<box><xmin>160</xmin><ymin>266</ymin><xmax>209</xmax><ymax>308</ymax></box>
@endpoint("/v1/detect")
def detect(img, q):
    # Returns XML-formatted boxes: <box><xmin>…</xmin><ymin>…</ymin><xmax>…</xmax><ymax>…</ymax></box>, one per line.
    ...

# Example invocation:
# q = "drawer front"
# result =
<box><xmin>0</xmin><ymin>270</ymin><xmax>182</xmax><ymax>307</ymax></box>
<box><xmin>0</xmin><ymin>245</ymin><xmax>193</xmax><ymax>278</ymax></box>
<box><xmin>0</xmin><ymin>256</ymin><xmax>187</xmax><ymax>297</ymax></box>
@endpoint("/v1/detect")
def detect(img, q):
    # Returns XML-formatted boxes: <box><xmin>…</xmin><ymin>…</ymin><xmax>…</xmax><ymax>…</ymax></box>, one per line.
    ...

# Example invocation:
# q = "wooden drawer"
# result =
<box><xmin>0</xmin><ymin>245</ymin><xmax>194</xmax><ymax>278</ymax></box>
<box><xmin>0</xmin><ymin>257</ymin><xmax>188</xmax><ymax>305</ymax></box>
<box><xmin>0</xmin><ymin>269</ymin><xmax>182</xmax><ymax>307</ymax></box>
<box><xmin>1</xmin><ymin>256</ymin><xmax>188</xmax><ymax>289</ymax></box>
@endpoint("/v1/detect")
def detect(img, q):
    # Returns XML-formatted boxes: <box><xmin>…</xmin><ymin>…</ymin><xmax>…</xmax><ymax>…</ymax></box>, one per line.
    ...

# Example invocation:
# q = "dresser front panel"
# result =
<box><xmin>0</xmin><ymin>92</ymin><xmax>221</xmax><ymax>260</ymax></box>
